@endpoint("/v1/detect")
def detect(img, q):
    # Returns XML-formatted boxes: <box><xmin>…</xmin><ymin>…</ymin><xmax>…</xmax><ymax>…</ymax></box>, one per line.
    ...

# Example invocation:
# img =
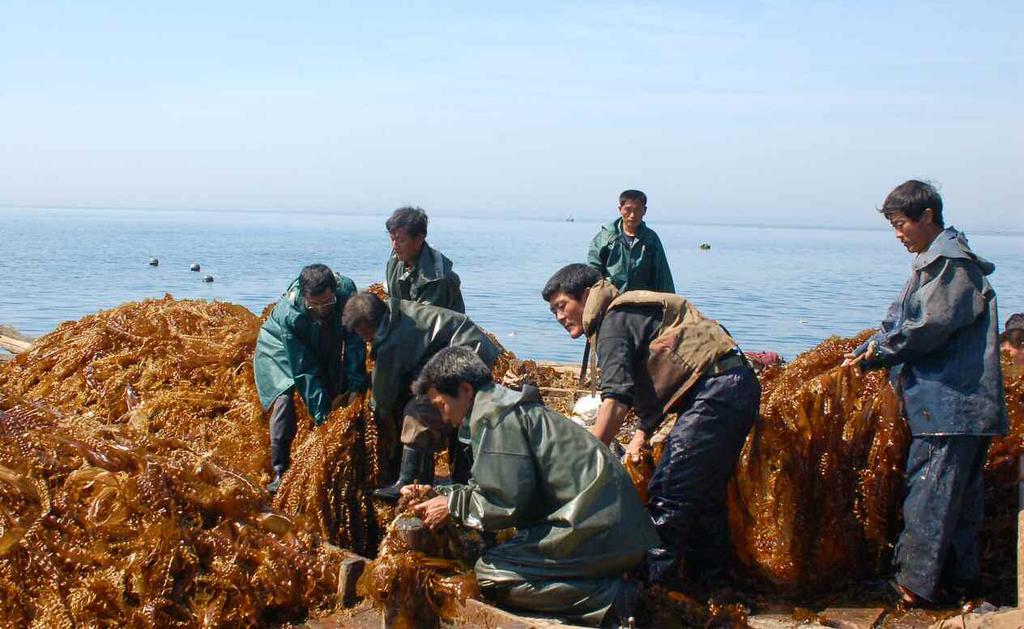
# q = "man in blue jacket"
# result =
<box><xmin>844</xmin><ymin>180</ymin><xmax>1007</xmax><ymax>605</ymax></box>
<box><xmin>254</xmin><ymin>264</ymin><xmax>368</xmax><ymax>492</ymax></box>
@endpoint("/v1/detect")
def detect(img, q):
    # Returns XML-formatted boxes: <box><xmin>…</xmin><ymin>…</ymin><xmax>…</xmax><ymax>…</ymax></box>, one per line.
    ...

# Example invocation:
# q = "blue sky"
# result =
<box><xmin>1</xmin><ymin>1</ymin><xmax>1021</xmax><ymax>228</ymax></box>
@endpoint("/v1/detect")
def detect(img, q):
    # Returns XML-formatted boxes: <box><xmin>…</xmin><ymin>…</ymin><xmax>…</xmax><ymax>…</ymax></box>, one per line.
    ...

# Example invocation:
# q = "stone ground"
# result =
<box><xmin>306</xmin><ymin>602</ymin><xmax>1024</xmax><ymax>629</ymax></box>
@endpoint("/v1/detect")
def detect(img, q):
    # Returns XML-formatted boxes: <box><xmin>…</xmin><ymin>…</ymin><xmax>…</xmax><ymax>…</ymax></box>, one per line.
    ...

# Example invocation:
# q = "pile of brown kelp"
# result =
<box><xmin>0</xmin><ymin>297</ymin><xmax>344</xmax><ymax>626</ymax></box>
<box><xmin>357</xmin><ymin>486</ymin><xmax>480</xmax><ymax>629</ymax></box>
<box><xmin>728</xmin><ymin>333</ymin><xmax>1024</xmax><ymax>602</ymax></box>
<box><xmin>2</xmin><ymin>296</ymin><xmax>1023</xmax><ymax>626</ymax></box>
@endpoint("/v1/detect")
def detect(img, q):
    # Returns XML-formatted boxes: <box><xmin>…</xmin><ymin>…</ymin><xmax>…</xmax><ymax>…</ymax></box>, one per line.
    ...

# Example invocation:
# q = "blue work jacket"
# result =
<box><xmin>857</xmin><ymin>227</ymin><xmax>1007</xmax><ymax>436</ymax></box>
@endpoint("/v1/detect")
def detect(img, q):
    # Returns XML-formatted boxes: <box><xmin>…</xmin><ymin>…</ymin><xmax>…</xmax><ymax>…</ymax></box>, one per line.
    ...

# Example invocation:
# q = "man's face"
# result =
<box><xmin>389</xmin><ymin>228</ymin><xmax>426</xmax><ymax>265</ymax></box>
<box><xmin>304</xmin><ymin>290</ymin><xmax>336</xmax><ymax>320</ymax></box>
<box><xmin>888</xmin><ymin>210</ymin><xmax>938</xmax><ymax>254</ymax></box>
<box><xmin>353</xmin><ymin>322</ymin><xmax>376</xmax><ymax>343</ymax></box>
<box><xmin>547</xmin><ymin>290</ymin><xmax>587</xmax><ymax>339</ymax></box>
<box><xmin>618</xmin><ymin>199</ymin><xmax>647</xmax><ymax>234</ymax></box>
<box><xmin>427</xmin><ymin>383</ymin><xmax>474</xmax><ymax>427</ymax></box>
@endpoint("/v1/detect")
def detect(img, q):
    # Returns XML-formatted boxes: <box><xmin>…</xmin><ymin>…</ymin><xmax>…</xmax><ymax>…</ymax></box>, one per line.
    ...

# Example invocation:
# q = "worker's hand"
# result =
<box><xmin>400</xmin><ymin>484</ymin><xmax>431</xmax><ymax>499</ymax></box>
<box><xmin>625</xmin><ymin>430</ymin><xmax>648</xmax><ymax>462</ymax></box>
<box><xmin>841</xmin><ymin>341</ymin><xmax>876</xmax><ymax>368</ymax></box>
<box><xmin>413</xmin><ymin>495</ymin><xmax>450</xmax><ymax>530</ymax></box>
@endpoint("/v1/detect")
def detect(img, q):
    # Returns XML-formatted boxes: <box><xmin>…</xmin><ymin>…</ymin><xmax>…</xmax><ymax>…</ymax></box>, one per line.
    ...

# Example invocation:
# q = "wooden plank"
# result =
<box><xmin>0</xmin><ymin>333</ymin><xmax>32</xmax><ymax>354</ymax></box>
<box><xmin>820</xmin><ymin>607</ymin><xmax>886</xmax><ymax>629</ymax></box>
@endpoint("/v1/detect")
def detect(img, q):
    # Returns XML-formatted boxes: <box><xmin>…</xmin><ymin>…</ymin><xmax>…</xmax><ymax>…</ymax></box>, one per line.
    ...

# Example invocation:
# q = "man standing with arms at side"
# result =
<box><xmin>385</xmin><ymin>206</ymin><xmax>465</xmax><ymax>313</ymax></box>
<box><xmin>843</xmin><ymin>180</ymin><xmax>1007</xmax><ymax>606</ymax></box>
<box><xmin>254</xmin><ymin>264</ymin><xmax>368</xmax><ymax>493</ymax></box>
<box><xmin>588</xmin><ymin>189</ymin><xmax>675</xmax><ymax>294</ymax></box>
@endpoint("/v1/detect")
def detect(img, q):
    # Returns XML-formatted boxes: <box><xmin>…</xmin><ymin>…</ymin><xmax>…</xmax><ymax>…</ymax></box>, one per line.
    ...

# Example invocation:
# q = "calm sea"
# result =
<box><xmin>2</xmin><ymin>207</ymin><xmax>1022</xmax><ymax>364</ymax></box>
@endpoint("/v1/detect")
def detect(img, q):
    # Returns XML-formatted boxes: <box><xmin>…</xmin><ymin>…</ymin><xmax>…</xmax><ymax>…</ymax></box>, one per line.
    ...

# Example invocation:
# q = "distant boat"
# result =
<box><xmin>566</xmin><ymin>214</ymin><xmax>575</xmax><ymax>222</ymax></box>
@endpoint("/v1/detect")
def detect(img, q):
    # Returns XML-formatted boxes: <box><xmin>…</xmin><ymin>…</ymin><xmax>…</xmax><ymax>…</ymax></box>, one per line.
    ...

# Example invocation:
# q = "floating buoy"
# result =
<box><xmin>148</xmin><ymin>258</ymin><xmax>159</xmax><ymax>266</ymax></box>
<box><xmin>203</xmin><ymin>275</ymin><xmax>214</xmax><ymax>283</ymax></box>
<box><xmin>698</xmin><ymin>243</ymin><xmax>712</xmax><ymax>251</ymax></box>
<box><xmin>190</xmin><ymin>263</ymin><xmax>201</xmax><ymax>272</ymax></box>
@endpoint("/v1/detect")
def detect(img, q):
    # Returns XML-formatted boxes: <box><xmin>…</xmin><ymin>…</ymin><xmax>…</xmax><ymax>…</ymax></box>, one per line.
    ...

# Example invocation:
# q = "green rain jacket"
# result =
<box><xmin>370</xmin><ymin>299</ymin><xmax>498</xmax><ymax>427</ymax></box>
<box><xmin>385</xmin><ymin>243</ymin><xmax>466</xmax><ymax>313</ymax></box>
<box><xmin>443</xmin><ymin>384</ymin><xmax>659</xmax><ymax>625</ymax></box>
<box><xmin>253</xmin><ymin>274</ymin><xmax>368</xmax><ymax>424</ymax></box>
<box><xmin>588</xmin><ymin>218</ymin><xmax>675</xmax><ymax>293</ymax></box>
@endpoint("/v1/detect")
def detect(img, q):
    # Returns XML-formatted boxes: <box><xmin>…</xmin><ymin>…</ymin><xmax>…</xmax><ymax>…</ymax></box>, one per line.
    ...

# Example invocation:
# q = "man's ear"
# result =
<box><xmin>922</xmin><ymin>207</ymin><xmax>934</xmax><ymax>225</ymax></box>
<box><xmin>581</xmin><ymin>287</ymin><xmax>591</xmax><ymax>304</ymax></box>
<box><xmin>459</xmin><ymin>381</ymin><xmax>475</xmax><ymax>400</ymax></box>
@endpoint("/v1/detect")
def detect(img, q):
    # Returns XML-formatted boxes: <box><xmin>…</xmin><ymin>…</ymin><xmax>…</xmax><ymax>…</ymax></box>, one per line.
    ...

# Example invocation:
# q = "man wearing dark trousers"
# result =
<box><xmin>542</xmin><ymin>263</ymin><xmax>758</xmax><ymax>588</ymax></box>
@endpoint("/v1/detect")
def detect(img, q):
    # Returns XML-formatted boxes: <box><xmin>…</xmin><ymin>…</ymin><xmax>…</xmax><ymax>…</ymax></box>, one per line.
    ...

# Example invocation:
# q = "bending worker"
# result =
<box><xmin>542</xmin><ymin>263</ymin><xmax>759</xmax><ymax>588</ymax></box>
<box><xmin>254</xmin><ymin>264</ymin><xmax>367</xmax><ymax>493</ymax></box>
<box><xmin>408</xmin><ymin>347</ymin><xmax>658</xmax><ymax>627</ymax></box>
<box><xmin>385</xmin><ymin>206</ymin><xmax>465</xmax><ymax>312</ymax></box>
<box><xmin>341</xmin><ymin>291</ymin><xmax>498</xmax><ymax>501</ymax></box>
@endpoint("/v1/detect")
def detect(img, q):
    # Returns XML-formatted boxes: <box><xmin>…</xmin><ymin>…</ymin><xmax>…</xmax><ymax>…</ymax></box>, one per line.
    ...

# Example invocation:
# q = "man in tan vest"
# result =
<box><xmin>542</xmin><ymin>263</ymin><xmax>760</xmax><ymax>589</ymax></box>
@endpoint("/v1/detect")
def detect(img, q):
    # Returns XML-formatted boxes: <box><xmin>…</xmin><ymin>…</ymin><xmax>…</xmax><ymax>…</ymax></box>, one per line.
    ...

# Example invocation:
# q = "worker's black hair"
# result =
<box><xmin>619</xmin><ymin>189</ymin><xmax>647</xmax><ymax>206</ymax></box>
<box><xmin>299</xmin><ymin>264</ymin><xmax>337</xmax><ymax>296</ymax></box>
<box><xmin>541</xmin><ymin>263</ymin><xmax>603</xmax><ymax>302</ymax></box>
<box><xmin>412</xmin><ymin>347</ymin><xmax>493</xmax><ymax>397</ymax></box>
<box><xmin>385</xmin><ymin>206</ymin><xmax>429</xmax><ymax>238</ymax></box>
<box><xmin>879</xmin><ymin>180</ymin><xmax>944</xmax><ymax>227</ymax></box>
<box><xmin>341</xmin><ymin>292</ymin><xmax>387</xmax><ymax>332</ymax></box>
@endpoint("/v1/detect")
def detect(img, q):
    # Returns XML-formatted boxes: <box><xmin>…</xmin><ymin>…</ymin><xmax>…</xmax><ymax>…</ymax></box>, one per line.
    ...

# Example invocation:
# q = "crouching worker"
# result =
<box><xmin>542</xmin><ymin>263</ymin><xmax>760</xmax><ymax>589</ymax></box>
<box><xmin>341</xmin><ymin>292</ymin><xmax>499</xmax><ymax>501</ymax></box>
<box><xmin>843</xmin><ymin>180</ymin><xmax>1008</xmax><ymax>605</ymax></box>
<box><xmin>408</xmin><ymin>347</ymin><xmax>659</xmax><ymax>627</ymax></box>
<box><xmin>254</xmin><ymin>264</ymin><xmax>368</xmax><ymax>493</ymax></box>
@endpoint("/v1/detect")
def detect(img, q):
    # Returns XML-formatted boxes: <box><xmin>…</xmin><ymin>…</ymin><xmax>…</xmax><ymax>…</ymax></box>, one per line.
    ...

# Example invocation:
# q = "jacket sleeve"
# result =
<box><xmin>420</xmin><ymin>275</ymin><xmax>466</xmax><ymax>314</ymax></box>
<box><xmin>587</xmin><ymin>233</ymin><xmax>609</xmax><ymax>277</ymax></box>
<box><xmin>862</xmin><ymin>258</ymin><xmax>987</xmax><ymax>369</ymax></box>
<box><xmin>284</xmin><ymin>327</ymin><xmax>330</xmax><ymax>424</ymax></box>
<box><xmin>446</xmin><ymin>272</ymin><xmax>466</xmax><ymax>314</ymax></box>
<box><xmin>652</xmin><ymin>236</ymin><xmax>675</xmax><ymax>293</ymax></box>
<box><xmin>444</xmin><ymin>423</ymin><xmax>536</xmax><ymax>531</ymax></box>
<box><xmin>343</xmin><ymin>332</ymin><xmax>368</xmax><ymax>393</ymax></box>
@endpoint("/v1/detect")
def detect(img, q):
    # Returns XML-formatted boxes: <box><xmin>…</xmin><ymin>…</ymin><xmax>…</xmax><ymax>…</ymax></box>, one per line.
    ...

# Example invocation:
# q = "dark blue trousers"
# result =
<box><xmin>895</xmin><ymin>435</ymin><xmax>990</xmax><ymax>601</ymax></box>
<box><xmin>645</xmin><ymin>366</ymin><xmax>760</xmax><ymax>584</ymax></box>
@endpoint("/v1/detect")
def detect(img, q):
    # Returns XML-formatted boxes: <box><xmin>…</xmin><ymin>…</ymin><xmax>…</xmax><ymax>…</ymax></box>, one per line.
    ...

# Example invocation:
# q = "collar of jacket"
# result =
<box><xmin>467</xmin><ymin>383</ymin><xmax>541</xmax><ymax>429</ymax></box>
<box><xmin>912</xmin><ymin>226</ymin><xmax>996</xmax><ymax>275</ymax></box>
<box><xmin>582</xmin><ymin>279</ymin><xmax>621</xmax><ymax>338</ymax></box>
<box><xmin>603</xmin><ymin>218</ymin><xmax>651</xmax><ymax>242</ymax></box>
<box><xmin>370</xmin><ymin>297</ymin><xmax>404</xmax><ymax>354</ymax></box>
<box><xmin>404</xmin><ymin>242</ymin><xmax>446</xmax><ymax>282</ymax></box>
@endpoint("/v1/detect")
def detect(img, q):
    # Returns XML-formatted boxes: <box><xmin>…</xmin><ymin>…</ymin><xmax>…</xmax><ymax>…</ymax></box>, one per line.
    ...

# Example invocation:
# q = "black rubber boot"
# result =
<box><xmin>374</xmin><ymin>446</ymin><xmax>428</xmax><ymax>502</ymax></box>
<box><xmin>450</xmin><ymin>442</ymin><xmax>472</xmax><ymax>484</ymax></box>
<box><xmin>419</xmin><ymin>447</ymin><xmax>435</xmax><ymax>485</ymax></box>
<box><xmin>266</xmin><ymin>465</ymin><xmax>287</xmax><ymax>494</ymax></box>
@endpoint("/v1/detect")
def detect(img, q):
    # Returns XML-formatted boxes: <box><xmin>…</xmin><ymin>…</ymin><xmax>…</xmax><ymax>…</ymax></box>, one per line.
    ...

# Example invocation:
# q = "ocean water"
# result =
<box><xmin>1</xmin><ymin>207</ymin><xmax>1022</xmax><ymax>364</ymax></box>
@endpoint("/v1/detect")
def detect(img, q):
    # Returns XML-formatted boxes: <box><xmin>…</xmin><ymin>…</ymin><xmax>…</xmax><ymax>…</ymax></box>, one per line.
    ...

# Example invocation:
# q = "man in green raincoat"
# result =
<box><xmin>254</xmin><ymin>264</ymin><xmax>367</xmax><ymax>492</ymax></box>
<box><xmin>341</xmin><ymin>292</ymin><xmax>498</xmax><ymax>501</ymax></box>
<box><xmin>385</xmin><ymin>206</ymin><xmax>466</xmax><ymax>313</ymax></box>
<box><xmin>588</xmin><ymin>189</ymin><xmax>675</xmax><ymax>293</ymax></box>
<box><xmin>408</xmin><ymin>347</ymin><xmax>658</xmax><ymax>627</ymax></box>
